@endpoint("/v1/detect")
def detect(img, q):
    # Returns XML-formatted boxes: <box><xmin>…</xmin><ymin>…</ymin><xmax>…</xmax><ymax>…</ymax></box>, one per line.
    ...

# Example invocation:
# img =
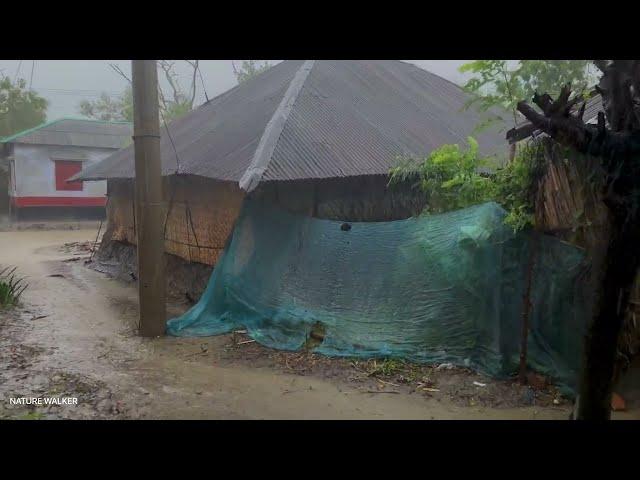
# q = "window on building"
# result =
<box><xmin>54</xmin><ymin>160</ymin><xmax>83</xmax><ymax>191</ymax></box>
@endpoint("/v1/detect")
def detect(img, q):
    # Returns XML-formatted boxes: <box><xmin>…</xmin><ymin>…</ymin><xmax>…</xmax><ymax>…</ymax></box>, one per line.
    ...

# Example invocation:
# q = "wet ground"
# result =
<box><xmin>1</xmin><ymin>227</ymin><xmax>639</xmax><ymax>420</ymax></box>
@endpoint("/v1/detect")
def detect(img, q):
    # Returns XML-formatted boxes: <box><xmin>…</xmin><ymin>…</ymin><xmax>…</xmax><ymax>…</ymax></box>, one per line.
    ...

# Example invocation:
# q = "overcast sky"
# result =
<box><xmin>0</xmin><ymin>60</ymin><xmax>471</xmax><ymax>120</ymax></box>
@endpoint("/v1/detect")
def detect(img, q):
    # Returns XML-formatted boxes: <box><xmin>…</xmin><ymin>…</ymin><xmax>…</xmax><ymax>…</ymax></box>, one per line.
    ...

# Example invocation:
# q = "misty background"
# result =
<box><xmin>0</xmin><ymin>60</ymin><xmax>470</xmax><ymax>120</ymax></box>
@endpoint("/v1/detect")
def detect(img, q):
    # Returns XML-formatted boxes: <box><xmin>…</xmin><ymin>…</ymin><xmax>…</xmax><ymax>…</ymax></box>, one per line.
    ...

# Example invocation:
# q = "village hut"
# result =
<box><xmin>76</xmin><ymin>60</ymin><xmax>507</xmax><ymax>299</ymax></box>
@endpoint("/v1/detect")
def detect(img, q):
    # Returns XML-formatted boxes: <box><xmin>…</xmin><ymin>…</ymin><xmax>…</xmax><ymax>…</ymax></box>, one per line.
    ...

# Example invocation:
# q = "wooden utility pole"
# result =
<box><xmin>132</xmin><ymin>60</ymin><xmax>166</xmax><ymax>337</ymax></box>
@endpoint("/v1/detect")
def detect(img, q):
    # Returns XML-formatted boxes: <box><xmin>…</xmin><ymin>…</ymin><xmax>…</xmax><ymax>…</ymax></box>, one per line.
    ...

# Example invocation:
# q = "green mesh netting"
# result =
<box><xmin>167</xmin><ymin>200</ymin><xmax>589</xmax><ymax>394</ymax></box>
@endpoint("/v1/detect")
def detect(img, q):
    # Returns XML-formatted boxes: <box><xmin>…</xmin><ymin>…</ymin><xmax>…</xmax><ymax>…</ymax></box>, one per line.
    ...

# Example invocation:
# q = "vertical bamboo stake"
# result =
<box><xmin>132</xmin><ymin>60</ymin><xmax>166</xmax><ymax>337</ymax></box>
<box><xmin>519</xmin><ymin>232</ymin><xmax>538</xmax><ymax>383</ymax></box>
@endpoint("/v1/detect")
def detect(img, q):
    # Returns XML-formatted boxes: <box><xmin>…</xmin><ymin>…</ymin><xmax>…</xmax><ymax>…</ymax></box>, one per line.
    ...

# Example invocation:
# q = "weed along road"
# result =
<box><xmin>1</xmin><ymin>227</ymin><xmax>638</xmax><ymax>420</ymax></box>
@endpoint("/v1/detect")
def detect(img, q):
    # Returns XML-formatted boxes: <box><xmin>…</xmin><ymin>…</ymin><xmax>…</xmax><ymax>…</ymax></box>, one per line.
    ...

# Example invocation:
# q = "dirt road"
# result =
<box><xmin>1</xmin><ymin>228</ymin><xmax>637</xmax><ymax>419</ymax></box>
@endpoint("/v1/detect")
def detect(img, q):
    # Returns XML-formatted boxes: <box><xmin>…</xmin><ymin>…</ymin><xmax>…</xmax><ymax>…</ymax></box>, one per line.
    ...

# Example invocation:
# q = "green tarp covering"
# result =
<box><xmin>167</xmin><ymin>200</ymin><xmax>589</xmax><ymax>394</ymax></box>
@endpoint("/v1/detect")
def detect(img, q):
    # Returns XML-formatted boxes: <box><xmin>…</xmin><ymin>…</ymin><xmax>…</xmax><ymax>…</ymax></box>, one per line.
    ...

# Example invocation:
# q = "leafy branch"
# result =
<box><xmin>232</xmin><ymin>60</ymin><xmax>272</xmax><ymax>84</ymax></box>
<box><xmin>389</xmin><ymin>137</ymin><xmax>545</xmax><ymax>232</ymax></box>
<box><xmin>79</xmin><ymin>61</ymin><xmax>203</xmax><ymax>123</ymax></box>
<box><xmin>459</xmin><ymin>60</ymin><xmax>597</xmax><ymax>133</ymax></box>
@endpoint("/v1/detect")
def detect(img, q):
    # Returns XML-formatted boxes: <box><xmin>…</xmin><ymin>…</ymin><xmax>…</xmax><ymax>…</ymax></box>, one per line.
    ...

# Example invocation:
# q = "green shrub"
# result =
<box><xmin>389</xmin><ymin>137</ymin><xmax>545</xmax><ymax>232</ymax></box>
<box><xmin>389</xmin><ymin>137</ymin><xmax>495</xmax><ymax>214</ymax></box>
<box><xmin>0</xmin><ymin>266</ymin><xmax>28</xmax><ymax>307</ymax></box>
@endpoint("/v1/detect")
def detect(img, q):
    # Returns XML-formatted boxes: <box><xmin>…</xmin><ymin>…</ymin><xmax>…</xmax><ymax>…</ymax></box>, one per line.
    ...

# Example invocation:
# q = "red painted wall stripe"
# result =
<box><xmin>11</xmin><ymin>197</ymin><xmax>107</xmax><ymax>207</ymax></box>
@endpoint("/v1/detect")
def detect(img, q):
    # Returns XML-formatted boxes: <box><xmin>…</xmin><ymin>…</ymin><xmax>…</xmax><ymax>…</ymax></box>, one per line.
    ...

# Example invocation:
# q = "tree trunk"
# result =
<box><xmin>575</xmin><ymin>212</ymin><xmax>640</xmax><ymax>419</ymax></box>
<box><xmin>508</xmin><ymin>61</ymin><xmax>640</xmax><ymax>420</ymax></box>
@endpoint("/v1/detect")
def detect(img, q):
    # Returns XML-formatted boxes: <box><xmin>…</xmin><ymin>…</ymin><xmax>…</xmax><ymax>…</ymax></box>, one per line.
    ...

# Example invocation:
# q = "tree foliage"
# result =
<box><xmin>389</xmin><ymin>137</ymin><xmax>544</xmax><ymax>232</ymax></box>
<box><xmin>232</xmin><ymin>60</ymin><xmax>272</xmax><ymax>84</ymax></box>
<box><xmin>459</xmin><ymin>60</ymin><xmax>596</xmax><ymax>131</ymax></box>
<box><xmin>79</xmin><ymin>60</ymin><xmax>204</xmax><ymax>124</ymax></box>
<box><xmin>161</xmin><ymin>98</ymin><xmax>193</xmax><ymax>122</ymax></box>
<box><xmin>78</xmin><ymin>86</ymin><xmax>133</xmax><ymax>122</ymax></box>
<box><xmin>0</xmin><ymin>75</ymin><xmax>48</xmax><ymax>138</ymax></box>
<box><xmin>389</xmin><ymin>138</ymin><xmax>494</xmax><ymax>214</ymax></box>
<box><xmin>156</xmin><ymin>60</ymin><xmax>199</xmax><ymax>122</ymax></box>
<box><xmin>493</xmin><ymin>142</ymin><xmax>546</xmax><ymax>231</ymax></box>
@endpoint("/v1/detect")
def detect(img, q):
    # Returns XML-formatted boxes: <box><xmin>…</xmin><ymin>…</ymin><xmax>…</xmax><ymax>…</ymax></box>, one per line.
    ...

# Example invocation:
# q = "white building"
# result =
<box><xmin>0</xmin><ymin>118</ymin><xmax>132</xmax><ymax>220</ymax></box>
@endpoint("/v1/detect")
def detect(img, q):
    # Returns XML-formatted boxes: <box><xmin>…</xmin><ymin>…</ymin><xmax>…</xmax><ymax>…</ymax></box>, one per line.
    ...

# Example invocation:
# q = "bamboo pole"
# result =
<box><xmin>132</xmin><ymin>60</ymin><xmax>166</xmax><ymax>337</ymax></box>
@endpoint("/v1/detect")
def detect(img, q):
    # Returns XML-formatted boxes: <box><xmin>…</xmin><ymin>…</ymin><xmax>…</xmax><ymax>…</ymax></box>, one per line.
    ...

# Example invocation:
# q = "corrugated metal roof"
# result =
<box><xmin>79</xmin><ymin>60</ymin><xmax>304</xmax><ymax>182</ymax></box>
<box><xmin>582</xmin><ymin>94</ymin><xmax>604</xmax><ymax>124</ymax></box>
<box><xmin>1</xmin><ymin>118</ymin><xmax>132</xmax><ymax>149</ymax></box>
<box><xmin>77</xmin><ymin>60</ymin><xmax>508</xmax><ymax>187</ymax></box>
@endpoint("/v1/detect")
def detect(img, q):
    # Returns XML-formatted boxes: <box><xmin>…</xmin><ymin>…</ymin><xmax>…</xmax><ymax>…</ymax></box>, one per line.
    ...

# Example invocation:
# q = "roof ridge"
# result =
<box><xmin>396</xmin><ymin>60</ymin><xmax>463</xmax><ymax>90</ymax></box>
<box><xmin>1</xmin><ymin>117</ymin><xmax>132</xmax><ymax>143</ymax></box>
<box><xmin>201</xmin><ymin>61</ymin><xmax>289</xmax><ymax>107</ymax></box>
<box><xmin>239</xmin><ymin>60</ymin><xmax>315</xmax><ymax>192</ymax></box>
<box><xmin>1</xmin><ymin>118</ymin><xmax>65</xmax><ymax>143</ymax></box>
<box><xmin>55</xmin><ymin>117</ymin><xmax>133</xmax><ymax>124</ymax></box>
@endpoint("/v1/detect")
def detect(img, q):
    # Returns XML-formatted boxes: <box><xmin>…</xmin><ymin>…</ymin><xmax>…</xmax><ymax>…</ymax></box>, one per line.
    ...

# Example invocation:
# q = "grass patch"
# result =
<box><xmin>18</xmin><ymin>411</ymin><xmax>45</xmax><ymax>420</ymax></box>
<box><xmin>366</xmin><ymin>358</ymin><xmax>405</xmax><ymax>376</ymax></box>
<box><xmin>0</xmin><ymin>266</ymin><xmax>28</xmax><ymax>308</ymax></box>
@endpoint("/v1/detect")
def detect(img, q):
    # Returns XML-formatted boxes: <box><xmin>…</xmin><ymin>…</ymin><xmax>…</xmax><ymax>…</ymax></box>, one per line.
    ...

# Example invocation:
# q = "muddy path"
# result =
<box><xmin>1</xmin><ymin>228</ymin><xmax>638</xmax><ymax>420</ymax></box>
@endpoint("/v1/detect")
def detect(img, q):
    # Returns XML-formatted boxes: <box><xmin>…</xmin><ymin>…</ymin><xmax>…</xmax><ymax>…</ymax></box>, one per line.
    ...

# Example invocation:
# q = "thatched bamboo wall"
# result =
<box><xmin>103</xmin><ymin>174</ymin><xmax>427</xmax><ymax>267</ymax></box>
<box><xmin>103</xmin><ymin>176</ymin><xmax>245</xmax><ymax>267</ymax></box>
<box><xmin>100</xmin><ymin>174</ymin><xmax>426</xmax><ymax>301</ymax></box>
<box><xmin>534</xmin><ymin>139</ymin><xmax>611</xmax><ymax>250</ymax></box>
<box><xmin>532</xmin><ymin>137</ymin><xmax>640</xmax><ymax>366</ymax></box>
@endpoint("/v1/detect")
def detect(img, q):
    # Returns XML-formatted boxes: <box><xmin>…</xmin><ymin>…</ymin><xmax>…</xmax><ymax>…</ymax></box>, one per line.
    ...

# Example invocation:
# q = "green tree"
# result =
<box><xmin>492</xmin><ymin>142</ymin><xmax>546</xmax><ymax>232</ymax></box>
<box><xmin>389</xmin><ymin>137</ymin><xmax>495</xmax><ymax>214</ymax></box>
<box><xmin>78</xmin><ymin>86</ymin><xmax>133</xmax><ymax>122</ymax></box>
<box><xmin>0</xmin><ymin>75</ymin><xmax>48</xmax><ymax>137</ymax></box>
<box><xmin>159</xmin><ymin>93</ymin><xmax>193</xmax><ymax>122</ymax></box>
<box><xmin>389</xmin><ymin>137</ymin><xmax>544</xmax><ymax>232</ymax></box>
<box><xmin>459</xmin><ymin>60</ymin><xmax>596</xmax><ymax>130</ymax></box>
<box><xmin>102</xmin><ymin>61</ymin><xmax>202</xmax><ymax>124</ymax></box>
<box><xmin>157</xmin><ymin>60</ymin><xmax>200</xmax><ymax>122</ymax></box>
<box><xmin>232</xmin><ymin>60</ymin><xmax>272</xmax><ymax>84</ymax></box>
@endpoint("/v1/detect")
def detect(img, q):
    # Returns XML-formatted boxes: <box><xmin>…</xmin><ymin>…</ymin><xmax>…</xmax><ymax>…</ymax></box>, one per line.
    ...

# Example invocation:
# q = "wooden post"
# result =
<box><xmin>509</xmin><ymin>143</ymin><xmax>517</xmax><ymax>163</ymax></box>
<box><xmin>132</xmin><ymin>60</ymin><xmax>166</xmax><ymax>337</ymax></box>
<box><xmin>519</xmin><ymin>232</ymin><xmax>538</xmax><ymax>384</ymax></box>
